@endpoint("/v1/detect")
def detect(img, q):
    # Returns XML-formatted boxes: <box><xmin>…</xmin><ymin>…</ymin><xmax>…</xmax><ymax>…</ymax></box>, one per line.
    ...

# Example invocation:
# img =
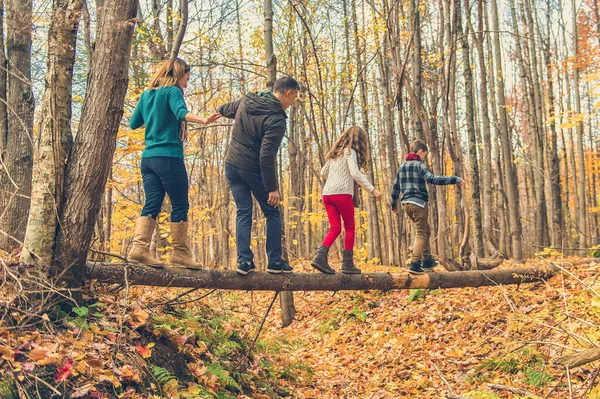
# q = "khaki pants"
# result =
<box><xmin>403</xmin><ymin>203</ymin><xmax>431</xmax><ymax>263</ymax></box>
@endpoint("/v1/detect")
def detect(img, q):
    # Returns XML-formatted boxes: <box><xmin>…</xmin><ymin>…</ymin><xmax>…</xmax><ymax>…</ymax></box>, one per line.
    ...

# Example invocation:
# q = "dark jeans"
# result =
<box><xmin>225</xmin><ymin>163</ymin><xmax>282</xmax><ymax>264</ymax></box>
<box><xmin>141</xmin><ymin>157</ymin><xmax>189</xmax><ymax>222</ymax></box>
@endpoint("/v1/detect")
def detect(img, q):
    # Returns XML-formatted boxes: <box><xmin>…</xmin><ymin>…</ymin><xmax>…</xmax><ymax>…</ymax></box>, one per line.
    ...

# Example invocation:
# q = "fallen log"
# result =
<box><xmin>552</xmin><ymin>347</ymin><xmax>600</xmax><ymax>369</ymax></box>
<box><xmin>85</xmin><ymin>262</ymin><xmax>559</xmax><ymax>291</ymax></box>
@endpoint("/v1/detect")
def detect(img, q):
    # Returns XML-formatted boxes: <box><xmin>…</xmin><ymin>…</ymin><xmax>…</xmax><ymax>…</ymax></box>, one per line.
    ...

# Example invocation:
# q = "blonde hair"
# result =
<box><xmin>147</xmin><ymin>58</ymin><xmax>190</xmax><ymax>90</ymax></box>
<box><xmin>327</xmin><ymin>126</ymin><xmax>369</xmax><ymax>169</ymax></box>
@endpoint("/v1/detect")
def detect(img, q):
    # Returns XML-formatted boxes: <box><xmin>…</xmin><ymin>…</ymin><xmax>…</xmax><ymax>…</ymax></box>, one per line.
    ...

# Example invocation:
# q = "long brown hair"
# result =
<box><xmin>326</xmin><ymin>126</ymin><xmax>369</xmax><ymax>169</ymax></box>
<box><xmin>147</xmin><ymin>58</ymin><xmax>190</xmax><ymax>90</ymax></box>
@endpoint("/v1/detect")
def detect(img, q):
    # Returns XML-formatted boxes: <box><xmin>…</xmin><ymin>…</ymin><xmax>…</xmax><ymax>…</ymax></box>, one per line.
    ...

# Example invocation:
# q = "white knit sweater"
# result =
<box><xmin>320</xmin><ymin>148</ymin><xmax>375</xmax><ymax>196</ymax></box>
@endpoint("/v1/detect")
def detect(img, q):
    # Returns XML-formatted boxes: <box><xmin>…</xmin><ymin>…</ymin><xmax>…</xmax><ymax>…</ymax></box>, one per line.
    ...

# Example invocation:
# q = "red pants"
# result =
<box><xmin>322</xmin><ymin>194</ymin><xmax>355</xmax><ymax>250</ymax></box>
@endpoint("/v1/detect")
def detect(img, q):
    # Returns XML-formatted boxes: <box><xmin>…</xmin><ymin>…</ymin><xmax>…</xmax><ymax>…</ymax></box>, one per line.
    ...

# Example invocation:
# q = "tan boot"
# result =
<box><xmin>128</xmin><ymin>216</ymin><xmax>164</xmax><ymax>268</ymax></box>
<box><xmin>169</xmin><ymin>221</ymin><xmax>202</xmax><ymax>269</ymax></box>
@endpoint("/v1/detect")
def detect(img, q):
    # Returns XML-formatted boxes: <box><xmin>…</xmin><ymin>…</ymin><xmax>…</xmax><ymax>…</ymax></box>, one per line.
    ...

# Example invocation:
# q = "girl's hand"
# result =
<box><xmin>204</xmin><ymin>113</ymin><xmax>221</xmax><ymax>124</ymax></box>
<box><xmin>371</xmin><ymin>189</ymin><xmax>381</xmax><ymax>201</ymax></box>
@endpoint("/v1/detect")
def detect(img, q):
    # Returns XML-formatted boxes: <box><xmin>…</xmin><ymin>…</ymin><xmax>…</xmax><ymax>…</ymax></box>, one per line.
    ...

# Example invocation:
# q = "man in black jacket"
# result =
<box><xmin>218</xmin><ymin>76</ymin><xmax>300</xmax><ymax>275</ymax></box>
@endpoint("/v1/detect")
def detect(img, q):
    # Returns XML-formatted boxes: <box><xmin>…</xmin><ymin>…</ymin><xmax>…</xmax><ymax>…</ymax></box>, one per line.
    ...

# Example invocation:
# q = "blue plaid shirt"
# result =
<box><xmin>391</xmin><ymin>161</ymin><xmax>461</xmax><ymax>210</ymax></box>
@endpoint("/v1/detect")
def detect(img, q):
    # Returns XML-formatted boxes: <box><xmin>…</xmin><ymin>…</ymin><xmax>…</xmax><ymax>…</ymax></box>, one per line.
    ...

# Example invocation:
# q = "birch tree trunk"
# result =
<box><xmin>21</xmin><ymin>0</ymin><xmax>83</xmax><ymax>267</ymax></box>
<box><xmin>491</xmin><ymin>0</ymin><xmax>523</xmax><ymax>261</ymax></box>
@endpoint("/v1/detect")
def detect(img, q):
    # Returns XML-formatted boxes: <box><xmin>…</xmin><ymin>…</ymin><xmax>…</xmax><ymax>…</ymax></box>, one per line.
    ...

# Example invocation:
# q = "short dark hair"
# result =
<box><xmin>273</xmin><ymin>76</ymin><xmax>300</xmax><ymax>93</ymax></box>
<box><xmin>410</xmin><ymin>139</ymin><xmax>428</xmax><ymax>153</ymax></box>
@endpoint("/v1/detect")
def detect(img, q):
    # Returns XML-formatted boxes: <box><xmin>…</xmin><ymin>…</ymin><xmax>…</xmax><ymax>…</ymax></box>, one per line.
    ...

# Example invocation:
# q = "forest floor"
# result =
<box><xmin>0</xmin><ymin>254</ymin><xmax>599</xmax><ymax>398</ymax></box>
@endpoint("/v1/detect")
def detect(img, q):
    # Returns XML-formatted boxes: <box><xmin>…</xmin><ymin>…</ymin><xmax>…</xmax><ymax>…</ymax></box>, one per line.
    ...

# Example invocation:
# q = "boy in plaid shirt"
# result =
<box><xmin>391</xmin><ymin>139</ymin><xmax>465</xmax><ymax>274</ymax></box>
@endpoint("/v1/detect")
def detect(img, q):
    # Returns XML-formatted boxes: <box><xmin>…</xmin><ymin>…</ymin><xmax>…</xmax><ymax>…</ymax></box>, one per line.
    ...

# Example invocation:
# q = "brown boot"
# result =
<box><xmin>169</xmin><ymin>221</ymin><xmax>202</xmax><ymax>269</ymax></box>
<box><xmin>128</xmin><ymin>216</ymin><xmax>164</xmax><ymax>268</ymax></box>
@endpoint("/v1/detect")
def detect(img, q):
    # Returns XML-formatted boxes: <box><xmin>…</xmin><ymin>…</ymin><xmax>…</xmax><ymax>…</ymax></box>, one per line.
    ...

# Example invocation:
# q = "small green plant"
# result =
<box><xmin>407</xmin><ymin>289</ymin><xmax>425</xmax><ymax>303</ymax></box>
<box><xmin>151</xmin><ymin>365</ymin><xmax>178</xmax><ymax>385</ymax></box>
<box><xmin>348</xmin><ymin>307</ymin><xmax>367</xmax><ymax>322</ymax></box>
<box><xmin>523</xmin><ymin>364</ymin><xmax>554</xmax><ymax>387</ymax></box>
<box><xmin>319</xmin><ymin>318</ymin><xmax>340</xmax><ymax>334</ymax></box>
<box><xmin>590</xmin><ymin>244</ymin><xmax>600</xmax><ymax>258</ymax></box>
<box><xmin>207</xmin><ymin>362</ymin><xmax>242</xmax><ymax>393</ymax></box>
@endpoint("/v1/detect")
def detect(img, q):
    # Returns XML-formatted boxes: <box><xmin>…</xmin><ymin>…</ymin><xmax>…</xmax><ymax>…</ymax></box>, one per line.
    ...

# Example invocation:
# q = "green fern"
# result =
<box><xmin>207</xmin><ymin>362</ymin><xmax>242</xmax><ymax>392</ymax></box>
<box><xmin>151</xmin><ymin>365</ymin><xmax>178</xmax><ymax>385</ymax></box>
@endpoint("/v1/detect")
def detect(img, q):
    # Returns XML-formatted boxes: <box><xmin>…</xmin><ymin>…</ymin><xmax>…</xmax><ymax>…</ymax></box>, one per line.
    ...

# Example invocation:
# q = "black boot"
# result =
<box><xmin>422</xmin><ymin>255</ymin><xmax>439</xmax><ymax>270</ymax></box>
<box><xmin>311</xmin><ymin>245</ymin><xmax>335</xmax><ymax>274</ymax></box>
<box><xmin>409</xmin><ymin>260</ymin><xmax>425</xmax><ymax>275</ymax></box>
<box><xmin>341</xmin><ymin>250</ymin><xmax>361</xmax><ymax>274</ymax></box>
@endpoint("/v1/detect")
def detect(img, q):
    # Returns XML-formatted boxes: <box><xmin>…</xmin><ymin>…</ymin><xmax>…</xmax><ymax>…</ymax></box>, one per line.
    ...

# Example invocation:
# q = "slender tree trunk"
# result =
<box><xmin>410</xmin><ymin>0</ymin><xmax>423</xmax><ymax>139</ymax></box>
<box><xmin>263</xmin><ymin>0</ymin><xmax>295</xmax><ymax>326</ymax></box>
<box><xmin>0</xmin><ymin>0</ymin><xmax>35</xmax><ymax>251</ymax></box>
<box><xmin>459</xmin><ymin>0</ymin><xmax>484</xmax><ymax>258</ymax></box>
<box><xmin>571</xmin><ymin>0</ymin><xmax>587</xmax><ymax>249</ymax></box>
<box><xmin>474</xmin><ymin>0</ymin><xmax>498</xmax><ymax>257</ymax></box>
<box><xmin>21</xmin><ymin>0</ymin><xmax>83</xmax><ymax>267</ymax></box>
<box><xmin>543</xmin><ymin>0</ymin><xmax>564</xmax><ymax>248</ymax></box>
<box><xmin>491</xmin><ymin>0</ymin><xmax>523</xmax><ymax>261</ymax></box>
<box><xmin>53</xmin><ymin>0</ymin><xmax>138</xmax><ymax>286</ymax></box>
<box><xmin>169</xmin><ymin>0</ymin><xmax>187</xmax><ymax>59</ymax></box>
<box><xmin>351</xmin><ymin>0</ymin><xmax>381</xmax><ymax>261</ymax></box>
<box><xmin>0</xmin><ymin>2</ymin><xmax>7</xmax><ymax>155</ymax></box>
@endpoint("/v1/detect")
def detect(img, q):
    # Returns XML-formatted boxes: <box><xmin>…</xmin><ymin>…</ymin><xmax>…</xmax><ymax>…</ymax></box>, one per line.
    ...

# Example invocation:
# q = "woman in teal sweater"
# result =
<box><xmin>129</xmin><ymin>58</ymin><xmax>220</xmax><ymax>269</ymax></box>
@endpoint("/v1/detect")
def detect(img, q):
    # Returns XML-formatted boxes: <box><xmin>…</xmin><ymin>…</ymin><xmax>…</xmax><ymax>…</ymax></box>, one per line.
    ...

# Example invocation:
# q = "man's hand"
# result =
<box><xmin>203</xmin><ymin>113</ymin><xmax>221</xmax><ymax>124</ymax></box>
<box><xmin>458</xmin><ymin>179</ymin><xmax>467</xmax><ymax>188</ymax></box>
<box><xmin>267</xmin><ymin>190</ymin><xmax>280</xmax><ymax>207</ymax></box>
<box><xmin>371</xmin><ymin>189</ymin><xmax>382</xmax><ymax>202</ymax></box>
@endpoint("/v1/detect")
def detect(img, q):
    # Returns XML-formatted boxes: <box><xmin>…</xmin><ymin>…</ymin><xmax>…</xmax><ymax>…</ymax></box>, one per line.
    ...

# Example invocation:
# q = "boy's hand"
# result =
<box><xmin>371</xmin><ymin>189</ymin><xmax>381</xmax><ymax>201</ymax></box>
<box><xmin>392</xmin><ymin>208</ymin><xmax>397</xmax><ymax>213</ymax></box>
<box><xmin>458</xmin><ymin>179</ymin><xmax>467</xmax><ymax>188</ymax></box>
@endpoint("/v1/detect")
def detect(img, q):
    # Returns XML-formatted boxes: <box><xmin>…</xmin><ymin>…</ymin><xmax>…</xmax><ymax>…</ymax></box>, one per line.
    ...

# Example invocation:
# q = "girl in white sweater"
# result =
<box><xmin>311</xmin><ymin>126</ymin><xmax>381</xmax><ymax>274</ymax></box>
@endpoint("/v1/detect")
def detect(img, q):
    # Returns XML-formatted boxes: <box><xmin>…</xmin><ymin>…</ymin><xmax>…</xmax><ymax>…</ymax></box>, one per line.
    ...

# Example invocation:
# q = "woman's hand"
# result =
<box><xmin>371</xmin><ymin>189</ymin><xmax>381</xmax><ymax>201</ymax></box>
<box><xmin>203</xmin><ymin>113</ymin><xmax>221</xmax><ymax>124</ymax></box>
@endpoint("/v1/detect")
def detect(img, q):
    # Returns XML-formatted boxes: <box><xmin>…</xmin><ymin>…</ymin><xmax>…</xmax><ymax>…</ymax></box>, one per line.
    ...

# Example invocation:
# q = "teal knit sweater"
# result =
<box><xmin>130</xmin><ymin>86</ymin><xmax>190</xmax><ymax>159</ymax></box>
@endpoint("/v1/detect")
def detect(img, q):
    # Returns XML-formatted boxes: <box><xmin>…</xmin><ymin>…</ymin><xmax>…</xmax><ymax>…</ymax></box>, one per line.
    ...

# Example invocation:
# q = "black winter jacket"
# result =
<box><xmin>218</xmin><ymin>91</ymin><xmax>287</xmax><ymax>192</ymax></box>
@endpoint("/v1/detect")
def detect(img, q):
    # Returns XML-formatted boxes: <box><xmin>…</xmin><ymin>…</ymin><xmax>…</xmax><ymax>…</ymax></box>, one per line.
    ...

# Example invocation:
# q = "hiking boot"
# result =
<box><xmin>311</xmin><ymin>245</ymin><xmax>335</xmax><ymax>274</ymax></box>
<box><xmin>422</xmin><ymin>255</ymin><xmax>439</xmax><ymax>270</ymax></box>
<box><xmin>341</xmin><ymin>250</ymin><xmax>361</xmax><ymax>274</ymax></box>
<box><xmin>169</xmin><ymin>221</ymin><xmax>202</xmax><ymax>269</ymax></box>
<box><xmin>128</xmin><ymin>216</ymin><xmax>164</xmax><ymax>268</ymax></box>
<box><xmin>408</xmin><ymin>260</ymin><xmax>425</xmax><ymax>275</ymax></box>
<box><xmin>267</xmin><ymin>260</ymin><xmax>293</xmax><ymax>274</ymax></box>
<box><xmin>236</xmin><ymin>261</ymin><xmax>257</xmax><ymax>275</ymax></box>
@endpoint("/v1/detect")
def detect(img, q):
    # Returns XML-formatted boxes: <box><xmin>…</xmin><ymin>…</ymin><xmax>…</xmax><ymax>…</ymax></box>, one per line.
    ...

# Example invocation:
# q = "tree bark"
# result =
<box><xmin>263</xmin><ymin>0</ymin><xmax>295</xmax><ymax>325</ymax></box>
<box><xmin>21</xmin><ymin>0</ymin><xmax>83</xmax><ymax>267</ymax></box>
<box><xmin>263</xmin><ymin>0</ymin><xmax>276</xmax><ymax>90</ymax></box>
<box><xmin>542</xmin><ymin>0</ymin><xmax>564</xmax><ymax>248</ymax></box>
<box><xmin>0</xmin><ymin>0</ymin><xmax>35</xmax><ymax>250</ymax></box>
<box><xmin>571</xmin><ymin>0</ymin><xmax>587</xmax><ymax>249</ymax></box>
<box><xmin>53</xmin><ymin>0</ymin><xmax>137</xmax><ymax>286</ymax></box>
<box><xmin>553</xmin><ymin>347</ymin><xmax>600</xmax><ymax>369</ymax></box>
<box><xmin>85</xmin><ymin>263</ymin><xmax>559</xmax><ymax>291</ymax></box>
<box><xmin>351</xmin><ymin>0</ymin><xmax>381</xmax><ymax>261</ymax></box>
<box><xmin>491</xmin><ymin>0</ymin><xmax>523</xmax><ymax>261</ymax></box>
<box><xmin>169</xmin><ymin>0</ymin><xmax>187</xmax><ymax>59</ymax></box>
<box><xmin>459</xmin><ymin>0</ymin><xmax>484</xmax><ymax>258</ymax></box>
<box><xmin>0</xmin><ymin>1</ymin><xmax>7</xmax><ymax>156</ymax></box>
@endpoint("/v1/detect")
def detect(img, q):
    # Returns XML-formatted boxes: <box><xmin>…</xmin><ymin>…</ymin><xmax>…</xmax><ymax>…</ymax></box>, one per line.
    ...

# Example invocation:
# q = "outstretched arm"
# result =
<box><xmin>347</xmin><ymin>151</ymin><xmax>374</xmax><ymax>192</ymax></box>
<box><xmin>418</xmin><ymin>163</ymin><xmax>462</xmax><ymax>186</ymax></box>
<box><xmin>217</xmin><ymin>100</ymin><xmax>242</xmax><ymax>119</ymax></box>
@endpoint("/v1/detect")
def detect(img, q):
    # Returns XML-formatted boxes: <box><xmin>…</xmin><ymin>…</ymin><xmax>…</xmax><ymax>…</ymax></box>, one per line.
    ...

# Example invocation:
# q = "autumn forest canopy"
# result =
<box><xmin>0</xmin><ymin>0</ymin><xmax>600</xmax><ymax>397</ymax></box>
